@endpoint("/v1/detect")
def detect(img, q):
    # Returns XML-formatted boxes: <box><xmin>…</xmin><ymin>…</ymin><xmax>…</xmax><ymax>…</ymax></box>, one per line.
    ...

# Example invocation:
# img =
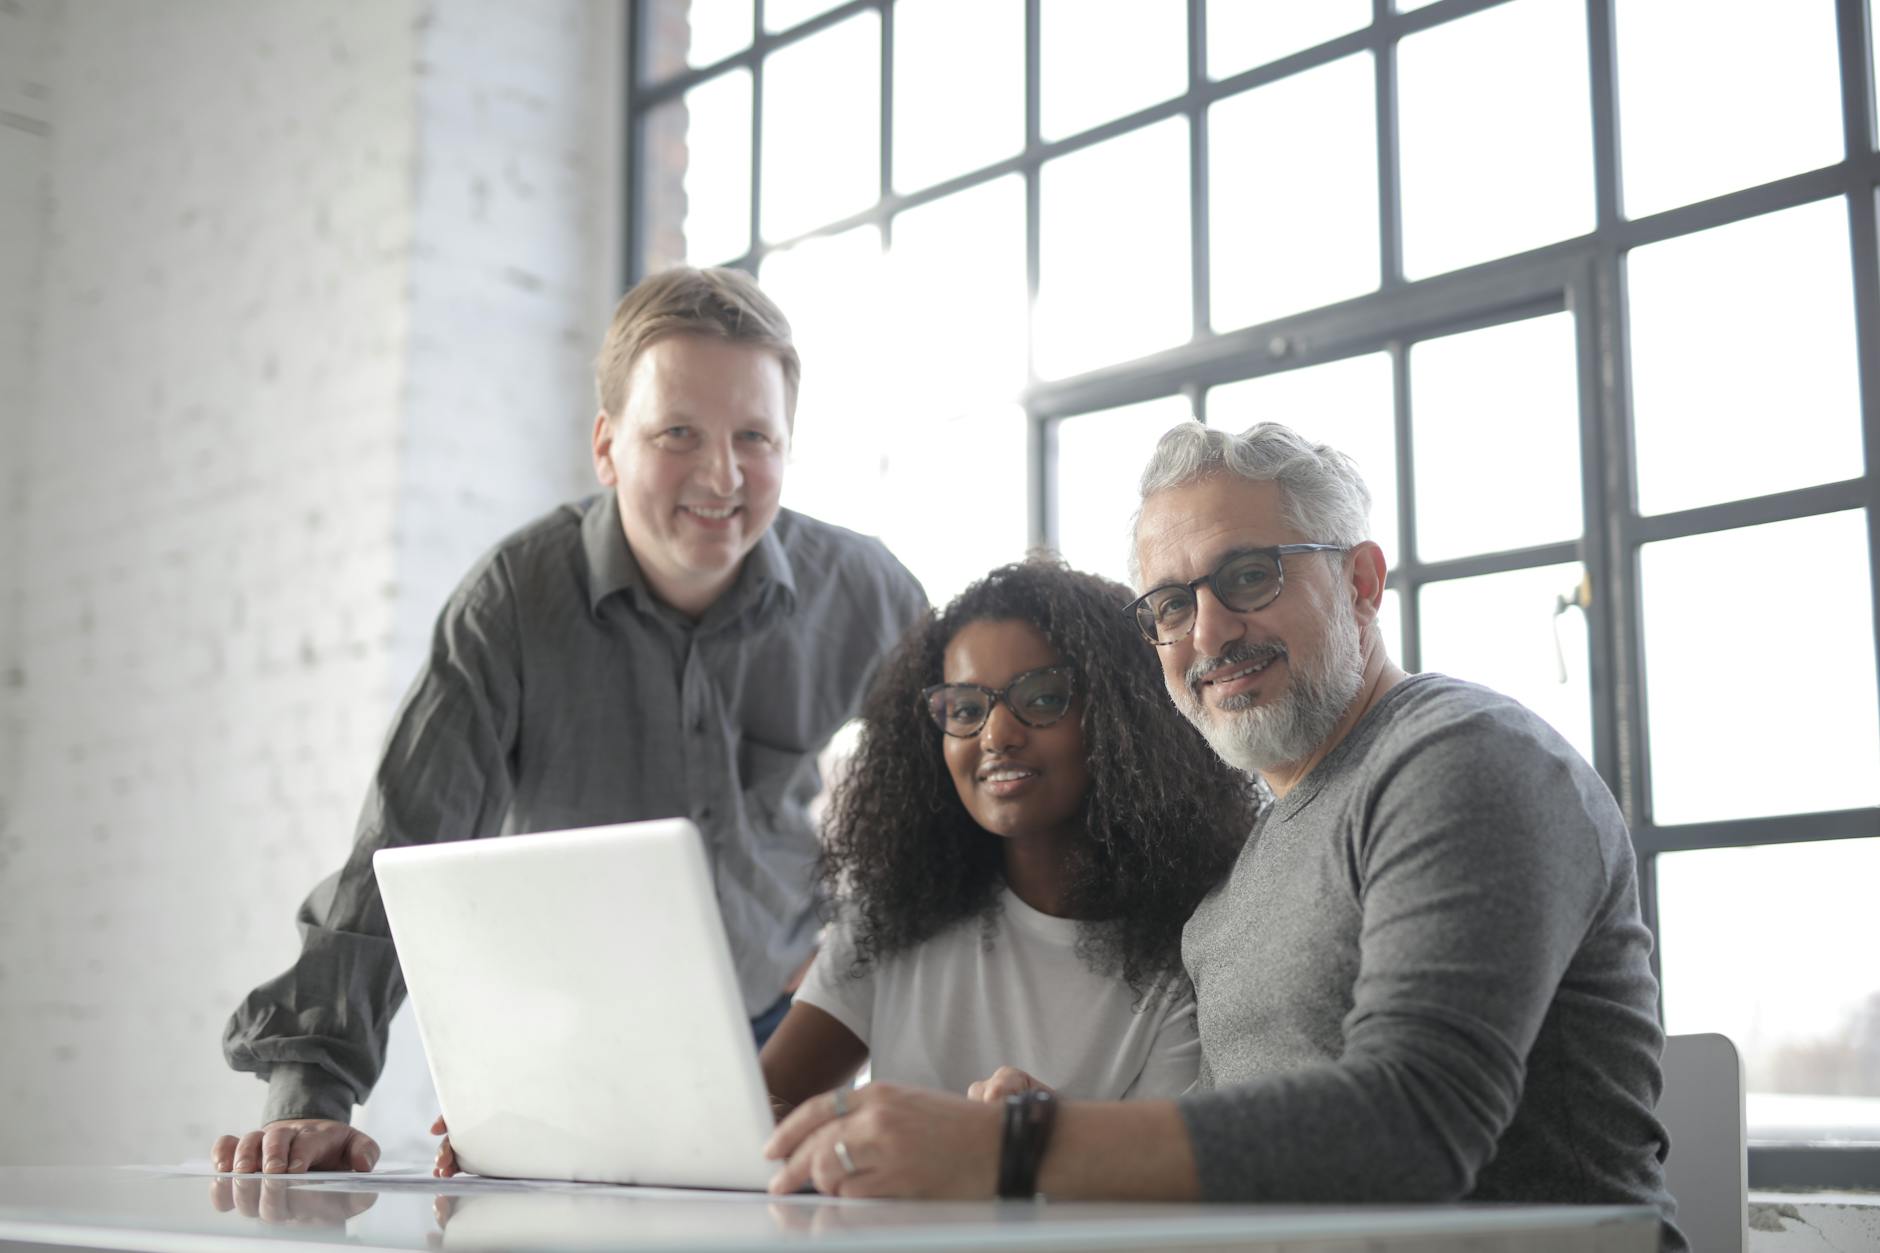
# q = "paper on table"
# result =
<box><xmin>298</xmin><ymin>1173</ymin><xmax>872</xmax><ymax>1204</ymax></box>
<box><xmin>299</xmin><ymin>1174</ymin><xmax>588</xmax><ymax>1196</ymax></box>
<box><xmin>122</xmin><ymin>1162</ymin><xmax>869</xmax><ymax>1206</ymax></box>
<box><xmin>121</xmin><ymin>1161</ymin><xmax>429</xmax><ymax>1179</ymax></box>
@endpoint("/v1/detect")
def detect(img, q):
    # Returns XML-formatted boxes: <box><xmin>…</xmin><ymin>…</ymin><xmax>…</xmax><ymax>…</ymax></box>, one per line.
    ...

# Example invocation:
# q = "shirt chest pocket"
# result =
<box><xmin>738</xmin><ymin>739</ymin><xmax>819</xmax><ymax>834</ymax></box>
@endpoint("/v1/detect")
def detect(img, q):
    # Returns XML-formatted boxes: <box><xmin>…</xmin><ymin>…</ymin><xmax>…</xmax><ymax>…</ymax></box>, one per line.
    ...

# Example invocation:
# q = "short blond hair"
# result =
<box><xmin>594</xmin><ymin>266</ymin><xmax>801</xmax><ymax>423</ymax></box>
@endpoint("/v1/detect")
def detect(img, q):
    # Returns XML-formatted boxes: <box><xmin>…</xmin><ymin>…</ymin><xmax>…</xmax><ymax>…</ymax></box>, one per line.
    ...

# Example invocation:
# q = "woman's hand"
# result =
<box><xmin>430</xmin><ymin>1115</ymin><xmax>461</xmax><ymax>1178</ymax></box>
<box><xmin>966</xmin><ymin>1066</ymin><xmax>1054</xmax><ymax>1103</ymax></box>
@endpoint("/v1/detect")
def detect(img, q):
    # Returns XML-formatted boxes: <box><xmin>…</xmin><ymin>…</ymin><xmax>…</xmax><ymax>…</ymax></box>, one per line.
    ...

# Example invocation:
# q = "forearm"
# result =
<box><xmin>1179</xmin><ymin>1037</ymin><xmax>1504</xmax><ymax>1203</ymax></box>
<box><xmin>1035</xmin><ymin>1100</ymin><xmax>1200</xmax><ymax>1201</ymax></box>
<box><xmin>223</xmin><ymin>874</ymin><xmax>407</xmax><ymax>1109</ymax></box>
<box><xmin>759</xmin><ymin>1003</ymin><xmax>869</xmax><ymax>1118</ymax></box>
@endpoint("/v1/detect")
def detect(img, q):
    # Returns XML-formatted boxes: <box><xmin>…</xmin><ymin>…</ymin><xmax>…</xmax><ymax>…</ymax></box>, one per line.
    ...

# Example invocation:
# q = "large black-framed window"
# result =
<box><xmin>628</xmin><ymin>0</ymin><xmax>1880</xmax><ymax>1189</ymax></box>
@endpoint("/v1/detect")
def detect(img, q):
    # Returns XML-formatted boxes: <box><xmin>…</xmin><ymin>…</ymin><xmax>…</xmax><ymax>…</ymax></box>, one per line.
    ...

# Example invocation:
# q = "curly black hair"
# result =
<box><xmin>818</xmin><ymin>554</ymin><xmax>1265</xmax><ymax>997</ymax></box>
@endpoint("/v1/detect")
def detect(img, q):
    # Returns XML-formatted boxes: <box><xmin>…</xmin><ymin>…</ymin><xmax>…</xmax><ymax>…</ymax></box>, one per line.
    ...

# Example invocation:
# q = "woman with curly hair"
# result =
<box><xmin>758</xmin><ymin>556</ymin><xmax>1263</xmax><ymax>1114</ymax></box>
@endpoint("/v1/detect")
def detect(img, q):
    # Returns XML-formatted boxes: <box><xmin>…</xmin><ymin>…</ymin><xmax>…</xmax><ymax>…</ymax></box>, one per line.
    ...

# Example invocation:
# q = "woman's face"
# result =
<box><xmin>936</xmin><ymin>618</ymin><xmax>1090</xmax><ymax>844</ymax></box>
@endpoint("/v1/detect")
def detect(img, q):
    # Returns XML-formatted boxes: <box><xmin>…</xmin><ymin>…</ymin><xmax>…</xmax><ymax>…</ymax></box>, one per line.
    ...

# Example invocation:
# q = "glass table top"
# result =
<box><xmin>0</xmin><ymin>1166</ymin><xmax>1662</xmax><ymax>1252</ymax></box>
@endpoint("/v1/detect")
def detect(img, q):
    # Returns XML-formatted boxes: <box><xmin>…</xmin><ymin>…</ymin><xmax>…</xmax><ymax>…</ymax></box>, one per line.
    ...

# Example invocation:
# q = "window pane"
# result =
<box><xmin>1378</xmin><ymin>586</ymin><xmax>1405</xmax><ymax>663</ymax></box>
<box><xmin>640</xmin><ymin>69</ymin><xmax>753</xmax><ymax>271</ymax></box>
<box><xmin>1629</xmin><ymin>198</ymin><xmax>1863</xmax><ymax>517</ymax></box>
<box><xmin>880</xmin><ymin>406</ymin><xmax>1031</xmax><ymax>607</ymax></box>
<box><xmin>1418</xmin><ymin>562</ymin><xmax>1593</xmax><ymax>764</ymax></box>
<box><xmin>1207</xmin><ymin>352</ymin><xmax>1397</xmax><ymax>566</ymax></box>
<box><xmin>894</xmin><ymin>0</ymin><xmax>1024</xmax><ymax>192</ymax></box>
<box><xmin>882</xmin><ymin>183</ymin><xmax>1030</xmax><ymax>603</ymax></box>
<box><xmin>760</xmin><ymin>226</ymin><xmax>890</xmax><ymax>537</ymax></box>
<box><xmin>1036</xmin><ymin>119</ymin><xmax>1191</xmax><ymax>380</ymax></box>
<box><xmin>1410</xmin><ymin>313</ymin><xmax>1582</xmax><ymax>561</ymax></box>
<box><xmin>1659</xmin><ymin>839</ymin><xmax>1880</xmax><ymax>1145</ymax></box>
<box><xmin>1209</xmin><ymin>53</ymin><xmax>1379</xmax><ymax>331</ymax></box>
<box><xmin>1207</xmin><ymin>0</ymin><xmax>1370</xmax><ymax>77</ymax></box>
<box><xmin>1398</xmin><ymin>0</ymin><xmax>1594</xmax><ymax>278</ymax></box>
<box><xmin>1041</xmin><ymin>0</ymin><xmax>1187</xmax><ymax>142</ymax></box>
<box><xmin>1615</xmin><ymin>0</ymin><xmax>1843</xmax><ymax>219</ymax></box>
<box><xmin>687</xmin><ymin>0</ymin><xmax>753</xmax><ymax>69</ymax></box>
<box><xmin>765</xmin><ymin>0</ymin><xmax>846</xmax><ymax>33</ymax></box>
<box><xmin>1055</xmin><ymin>398</ymin><xmax>1196</xmax><ymax>584</ymax></box>
<box><xmin>760</xmin><ymin>11</ymin><xmax>880</xmax><ymax>243</ymax></box>
<box><xmin>1641</xmin><ymin>510</ymin><xmax>1880</xmax><ymax>825</ymax></box>
<box><xmin>887</xmin><ymin>176</ymin><xmax>1029</xmax><ymax>409</ymax></box>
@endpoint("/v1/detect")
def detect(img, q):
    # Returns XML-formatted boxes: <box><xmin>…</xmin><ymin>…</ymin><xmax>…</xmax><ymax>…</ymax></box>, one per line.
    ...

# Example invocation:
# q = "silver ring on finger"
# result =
<box><xmin>831</xmin><ymin>1086</ymin><xmax>851</xmax><ymax>1118</ymax></box>
<box><xmin>833</xmin><ymin>1139</ymin><xmax>858</xmax><ymax>1176</ymax></box>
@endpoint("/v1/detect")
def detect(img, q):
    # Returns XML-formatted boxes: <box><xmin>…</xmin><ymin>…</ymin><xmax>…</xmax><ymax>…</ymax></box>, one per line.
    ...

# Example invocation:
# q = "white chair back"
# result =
<box><xmin>1659</xmin><ymin>1031</ymin><xmax>1748</xmax><ymax>1253</ymax></box>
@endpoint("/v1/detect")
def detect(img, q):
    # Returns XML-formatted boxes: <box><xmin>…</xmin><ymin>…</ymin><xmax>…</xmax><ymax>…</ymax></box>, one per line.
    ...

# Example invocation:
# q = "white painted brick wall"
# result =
<box><xmin>395</xmin><ymin>0</ymin><xmax>620</xmax><ymax>684</ymax></box>
<box><xmin>0</xmin><ymin>0</ymin><xmax>620</xmax><ymax>1166</ymax></box>
<box><xmin>0</xmin><ymin>0</ymin><xmax>55</xmax><ymax>893</ymax></box>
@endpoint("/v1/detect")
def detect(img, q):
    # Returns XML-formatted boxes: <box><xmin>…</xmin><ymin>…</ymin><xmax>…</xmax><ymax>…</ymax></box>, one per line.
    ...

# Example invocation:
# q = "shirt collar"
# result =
<box><xmin>581</xmin><ymin>492</ymin><xmax>799</xmax><ymax>621</ymax></box>
<box><xmin>582</xmin><ymin>492</ymin><xmax>642</xmax><ymax>614</ymax></box>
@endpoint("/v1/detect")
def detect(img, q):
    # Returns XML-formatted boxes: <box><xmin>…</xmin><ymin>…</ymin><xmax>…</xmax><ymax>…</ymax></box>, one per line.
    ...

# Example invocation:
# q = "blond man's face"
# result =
<box><xmin>592</xmin><ymin>335</ymin><xmax>789</xmax><ymax>615</ymax></box>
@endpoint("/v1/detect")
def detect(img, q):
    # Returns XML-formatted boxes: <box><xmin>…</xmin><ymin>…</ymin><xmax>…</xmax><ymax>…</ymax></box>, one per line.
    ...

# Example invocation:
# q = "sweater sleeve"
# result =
<box><xmin>221</xmin><ymin>561</ymin><xmax>524</xmax><ymax>1123</ymax></box>
<box><xmin>1177</xmin><ymin>710</ymin><xmax>1613</xmax><ymax>1201</ymax></box>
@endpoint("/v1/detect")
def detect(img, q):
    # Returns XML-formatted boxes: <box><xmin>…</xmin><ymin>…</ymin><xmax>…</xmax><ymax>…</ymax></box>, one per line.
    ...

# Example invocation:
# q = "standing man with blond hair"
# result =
<box><xmin>213</xmin><ymin>267</ymin><xmax>925</xmax><ymax>1176</ymax></box>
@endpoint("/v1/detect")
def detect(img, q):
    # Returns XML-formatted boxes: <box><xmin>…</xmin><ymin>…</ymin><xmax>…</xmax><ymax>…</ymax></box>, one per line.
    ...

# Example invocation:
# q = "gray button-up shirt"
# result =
<box><xmin>223</xmin><ymin>494</ymin><xmax>926</xmax><ymax>1123</ymax></box>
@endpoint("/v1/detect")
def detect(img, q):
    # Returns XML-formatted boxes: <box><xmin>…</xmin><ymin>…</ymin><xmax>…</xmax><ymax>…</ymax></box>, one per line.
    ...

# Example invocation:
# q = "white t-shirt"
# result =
<box><xmin>793</xmin><ymin>888</ymin><xmax>1199</xmax><ymax>1100</ymax></box>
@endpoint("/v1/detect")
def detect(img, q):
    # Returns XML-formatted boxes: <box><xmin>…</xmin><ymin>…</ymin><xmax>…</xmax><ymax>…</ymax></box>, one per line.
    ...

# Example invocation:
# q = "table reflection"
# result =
<box><xmin>206</xmin><ymin>1175</ymin><xmax>378</xmax><ymax>1229</ymax></box>
<box><xmin>432</xmin><ymin>1189</ymin><xmax>844</xmax><ymax>1248</ymax></box>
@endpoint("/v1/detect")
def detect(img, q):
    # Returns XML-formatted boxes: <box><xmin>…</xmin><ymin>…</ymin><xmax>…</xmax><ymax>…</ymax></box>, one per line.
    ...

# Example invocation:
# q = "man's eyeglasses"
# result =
<box><xmin>921</xmin><ymin>665</ymin><xmax>1079</xmax><ymax>738</ymax></box>
<box><xmin>1125</xmin><ymin>544</ymin><xmax>1346</xmax><ymax>646</ymax></box>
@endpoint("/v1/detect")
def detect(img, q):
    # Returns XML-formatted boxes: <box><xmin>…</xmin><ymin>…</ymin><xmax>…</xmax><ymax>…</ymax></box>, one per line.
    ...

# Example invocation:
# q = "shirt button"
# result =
<box><xmin>697</xmin><ymin>806</ymin><xmax>713</xmax><ymax>822</ymax></box>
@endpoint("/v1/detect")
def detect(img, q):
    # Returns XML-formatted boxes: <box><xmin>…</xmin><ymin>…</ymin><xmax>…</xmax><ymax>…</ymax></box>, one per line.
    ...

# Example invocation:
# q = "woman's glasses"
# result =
<box><xmin>921</xmin><ymin>665</ymin><xmax>1079</xmax><ymax>738</ymax></box>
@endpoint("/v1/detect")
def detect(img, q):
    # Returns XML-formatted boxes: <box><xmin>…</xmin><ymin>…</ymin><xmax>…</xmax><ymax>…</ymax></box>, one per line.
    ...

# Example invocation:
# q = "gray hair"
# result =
<box><xmin>1127</xmin><ymin>420</ymin><xmax>1373</xmax><ymax>586</ymax></box>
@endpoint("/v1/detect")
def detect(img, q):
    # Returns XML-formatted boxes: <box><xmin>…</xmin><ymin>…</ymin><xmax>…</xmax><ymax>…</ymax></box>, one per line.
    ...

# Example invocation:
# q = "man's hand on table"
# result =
<box><xmin>763</xmin><ymin>1082</ymin><xmax>1001</xmax><ymax>1198</ymax></box>
<box><xmin>210</xmin><ymin>1119</ymin><xmax>380</xmax><ymax>1174</ymax></box>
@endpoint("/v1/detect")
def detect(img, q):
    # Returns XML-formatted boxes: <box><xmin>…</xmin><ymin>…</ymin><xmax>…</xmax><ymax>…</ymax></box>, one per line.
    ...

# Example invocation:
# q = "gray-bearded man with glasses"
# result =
<box><xmin>766</xmin><ymin>420</ymin><xmax>1684</xmax><ymax>1252</ymax></box>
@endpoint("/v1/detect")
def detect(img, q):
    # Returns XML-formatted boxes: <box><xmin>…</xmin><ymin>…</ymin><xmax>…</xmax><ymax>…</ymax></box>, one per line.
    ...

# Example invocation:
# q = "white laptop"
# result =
<box><xmin>373</xmin><ymin>819</ymin><xmax>778</xmax><ymax>1190</ymax></box>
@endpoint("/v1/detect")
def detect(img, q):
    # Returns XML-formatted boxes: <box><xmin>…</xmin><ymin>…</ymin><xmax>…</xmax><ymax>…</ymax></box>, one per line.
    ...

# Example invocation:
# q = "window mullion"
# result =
<box><xmin>1586</xmin><ymin>0</ymin><xmax>1622</xmax><ymax>229</ymax></box>
<box><xmin>1837</xmin><ymin>0</ymin><xmax>1880</xmax><ymax>743</ymax></box>
<box><xmin>1188</xmin><ymin>0</ymin><xmax>1209</xmax><ymax>341</ymax></box>
<box><xmin>1373</xmin><ymin>0</ymin><xmax>1404</xmax><ymax>288</ymax></box>
<box><xmin>1025</xmin><ymin>0</ymin><xmax>1046</xmax><ymax>550</ymax></box>
<box><xmin>747</xmin><ymin>0</ymin><xmax>766</xmax><ymax>264</ymax></box>
<box><xmin>625</xmin><ymin>1</ymin><xmax>648</xmax><ymax>283</ymax></box>
<box><xmin>1592</xmin><ymin>241</ymin><xmax>1650</xmax><ymax>837</ymax></box>
<box><xmin>1390</xmin><ymin>340</ymin><xmax>1420</xmax><ymax>672</ymax></box>
<box><xmin>1570</xmin><ymin>259</ymin><xmax>1625</xmax><ymax>805</ymax></box>
<box><xmin>878</xmin><ymin>0</ymin><xmax>893</xmax><ymax>230</ymax></box>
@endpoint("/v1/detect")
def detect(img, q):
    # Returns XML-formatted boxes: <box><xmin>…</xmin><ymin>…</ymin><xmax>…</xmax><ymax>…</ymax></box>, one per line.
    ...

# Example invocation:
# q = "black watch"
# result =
<box><xmin>996</xmin><ymin>1089</ymin><xmax>1058</xmax><ymax>1198</ymax></box>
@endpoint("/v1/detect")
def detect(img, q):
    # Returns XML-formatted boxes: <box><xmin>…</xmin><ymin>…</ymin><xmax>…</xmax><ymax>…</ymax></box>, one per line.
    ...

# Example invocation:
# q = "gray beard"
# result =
<box><xmin>1171</xmin><ymin>587</ymin><xmax>1365</xmax><ymax>777</ymax></box>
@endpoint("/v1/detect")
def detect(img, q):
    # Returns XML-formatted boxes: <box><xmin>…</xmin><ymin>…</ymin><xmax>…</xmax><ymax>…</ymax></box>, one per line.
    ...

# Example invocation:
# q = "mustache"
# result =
<box><xmin>1185</xmin><ymin>639</ymin><xmax>1287</xmax><ymax>694</ymax></box>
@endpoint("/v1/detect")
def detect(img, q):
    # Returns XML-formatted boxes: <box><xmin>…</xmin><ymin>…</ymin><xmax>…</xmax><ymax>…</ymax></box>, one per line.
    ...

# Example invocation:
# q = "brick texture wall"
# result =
<box><xmin>0</xmin><ymin>0</ymin><xmax>621</xmax><ymax>1166</ymax></box>
<box><xmin>0</xmin><ymin>0</ymin><xmax>55</xmax><ymax>912</ymax></box>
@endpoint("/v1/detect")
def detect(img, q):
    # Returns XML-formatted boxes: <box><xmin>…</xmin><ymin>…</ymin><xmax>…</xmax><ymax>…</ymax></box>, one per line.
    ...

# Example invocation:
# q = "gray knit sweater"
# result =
<box><xmin>1178</xmin><ymin>674</ymin><xmax>1684</xmax><ymax>1250</ymax></box>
